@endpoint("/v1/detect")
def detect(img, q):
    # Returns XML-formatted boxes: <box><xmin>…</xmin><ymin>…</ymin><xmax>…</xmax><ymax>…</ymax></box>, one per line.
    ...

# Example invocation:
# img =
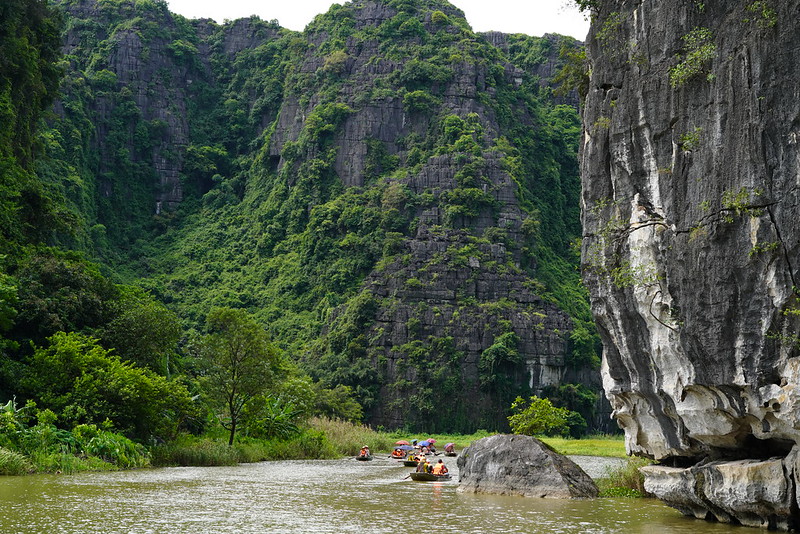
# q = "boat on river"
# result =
<box><xmin>403</xmin><ymin>459</ymin><xmax>418</xmax><ymax>467</ymax></box>
<box><xmin>409</xmin><ymin>472</ymin><xmax>451</xmax><ymax>481</ymax></box>
<box><xmin>355</xmin><ymin>455</ymin><xmax>372</xmax><ymax>461</ymax></box>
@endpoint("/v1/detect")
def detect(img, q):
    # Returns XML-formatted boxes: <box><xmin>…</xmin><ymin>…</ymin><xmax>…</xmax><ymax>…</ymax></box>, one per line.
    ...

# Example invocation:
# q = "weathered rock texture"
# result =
<box><xmin>55</xmin><ymin>0</ymin><xmax>281</xmax><ymax>214</ymax></box>
<box><xmin>362</xmin><ymin>226</ymin><xmax>577</xmax><ymax>429</ymax></box>
<box><xmin>581</xmin><ymin>0</ymin><xmax>800</xmax><ymax>528</ymax></box>
<box><xmin>456</xmin><ymin>434</ymin><xmax>598</xmax><ymax>498</ymax></box>
<box><xmin>50</xmin><ymin>0</ymin><xmax>602</xmax><ymax>434</ymax></box>
<box><xmin>275</xmin><ymin>0</ymin><xmax>601</xmax><ymax>431</ymax></box>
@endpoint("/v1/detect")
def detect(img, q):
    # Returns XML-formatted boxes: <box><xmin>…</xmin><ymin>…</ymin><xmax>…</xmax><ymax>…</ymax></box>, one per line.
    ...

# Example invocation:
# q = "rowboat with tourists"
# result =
<box><xmin>356</xmin><ymin>445</ymin><xmax>372</xmax><ymax>461</ymax></box>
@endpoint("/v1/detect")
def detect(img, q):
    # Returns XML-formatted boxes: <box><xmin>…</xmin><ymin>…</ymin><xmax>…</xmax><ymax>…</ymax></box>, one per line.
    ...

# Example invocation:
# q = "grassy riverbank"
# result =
<box><xmin>303</xmin><ymin>418</ymin><xmax>628</xmax><ymax>459</ymax></box>
<box><xmin>539</xmin><ymin>435</ymin><xmax>627</xmax><ymax>457</ymax></box>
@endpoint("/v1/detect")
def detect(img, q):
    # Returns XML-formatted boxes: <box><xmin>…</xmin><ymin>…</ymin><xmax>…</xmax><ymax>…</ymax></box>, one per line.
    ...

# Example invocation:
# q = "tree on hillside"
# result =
<box><xmin>100</xmin><ymin>287</ymin><xmax>182</xmax><ymax>376</ymax></box>
<box><xmin>195</xmin><ymin>307</ymin><xmax>282</xmax><ymax>446</ymax></box>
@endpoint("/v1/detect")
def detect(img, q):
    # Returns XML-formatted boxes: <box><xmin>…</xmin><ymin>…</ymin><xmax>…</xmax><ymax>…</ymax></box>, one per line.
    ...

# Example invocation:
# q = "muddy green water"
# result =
<box><xmin>0</xmin><ymin>456</ymin><xmax>743</xmax><ymax>533</ymax></box>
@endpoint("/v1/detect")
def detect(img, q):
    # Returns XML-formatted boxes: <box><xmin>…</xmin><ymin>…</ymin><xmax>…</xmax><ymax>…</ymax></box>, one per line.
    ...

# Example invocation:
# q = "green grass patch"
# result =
<box><xmin>539</xmin><ymin>434</ymin><xmax>627</xmax><ymax>457</ymax></box>
<box><xmin>28</xmin><ymin>451</ymin><xmax>119</xmax><ymax>474</ymax></box>
<box><xmin>150</xmin><ymin>436</ymin><xmax>241</xmax><ymax>467</ymax></box>
<box><xmin>596</xmin><ymin>456</ymin><xmax>653</xmax><ymax>497</ymax></box>
<box><xmin>151</xmin><ymin>428</ymin><xmax>341</xmax><ymax>467</ymax></box>
<box><xmin>0</xmin><ymin>447</ymin><xmax>34</xmax><ymax>475</ymax></box>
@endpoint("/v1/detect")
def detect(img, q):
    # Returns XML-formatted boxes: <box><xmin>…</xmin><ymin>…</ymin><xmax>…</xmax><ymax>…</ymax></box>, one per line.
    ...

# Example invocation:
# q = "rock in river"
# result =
<box><xmin>456</xmin><ymin>434</ymin><xmax>598</xmax><ymax>498</ymax></box>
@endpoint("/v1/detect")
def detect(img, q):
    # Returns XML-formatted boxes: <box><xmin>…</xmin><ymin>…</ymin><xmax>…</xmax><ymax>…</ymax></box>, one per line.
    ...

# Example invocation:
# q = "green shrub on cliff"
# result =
<box><xmin>670</xmin><ymin>27</ymin><xmax>716</xmax><ymax>87</ymax></box>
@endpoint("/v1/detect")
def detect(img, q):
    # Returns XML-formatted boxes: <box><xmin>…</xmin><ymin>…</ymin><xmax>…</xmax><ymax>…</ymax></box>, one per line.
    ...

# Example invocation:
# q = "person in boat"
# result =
<box><xmin>392</xmin><ymin>448</ymin><xmax>405</xmax><ymax>459</ymax></box>
<box><xmin>360</xmin><ymin>445</ymin><xmax>370</xmax><ymax>457</ymax></box>
<box><xmin>415</xmin><ymin>459</ymin><xmax>427</xmax><ymax>473</ymax></box>
<box><xmin>444</xmin><ymin>443</ymin><xmax>455</xmax><ymax>454</ymax></box>
<box><xmin>432</xmin><ymin>459</ymin><xmax>448</xmax><ymax>476</ymax></box>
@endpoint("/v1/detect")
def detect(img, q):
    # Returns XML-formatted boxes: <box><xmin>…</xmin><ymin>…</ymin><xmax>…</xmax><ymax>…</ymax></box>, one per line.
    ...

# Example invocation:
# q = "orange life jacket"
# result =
<box><xmin>433</xmin><ymin>463</ymin><xmax>446</xmax><ymax>475</ymax></box>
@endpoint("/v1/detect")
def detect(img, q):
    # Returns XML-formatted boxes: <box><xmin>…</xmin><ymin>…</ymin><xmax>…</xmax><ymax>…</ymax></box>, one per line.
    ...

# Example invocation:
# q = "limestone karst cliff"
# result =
<box><xmin>42</xmin><ymin>0</ymin><xmax>603</xmax><ymax>433</ymax></box>
<box><xmin>581</xmin><ymin>0</ymin><xmax>800</xmax><ymax>528</ymax></box>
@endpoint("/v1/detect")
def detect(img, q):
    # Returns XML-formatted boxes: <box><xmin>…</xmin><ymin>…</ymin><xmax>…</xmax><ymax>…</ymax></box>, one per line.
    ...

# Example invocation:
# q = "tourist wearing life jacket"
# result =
<box><xmin>432</xmin><ymin>459</ymin><xmax>448</xmax><ymax>476</ymax></box>
<box><xmin>360</xmin><ymin>445</ymin><xmax>370</xmax><ymax>457</ymax></box>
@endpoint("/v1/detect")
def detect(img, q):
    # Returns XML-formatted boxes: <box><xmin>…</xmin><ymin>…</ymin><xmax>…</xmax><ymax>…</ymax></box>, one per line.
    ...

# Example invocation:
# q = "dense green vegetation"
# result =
<box><xmin>0</xmin><ymin>0</ymin><xmax>603</xmax><ymax>474</ymax></box>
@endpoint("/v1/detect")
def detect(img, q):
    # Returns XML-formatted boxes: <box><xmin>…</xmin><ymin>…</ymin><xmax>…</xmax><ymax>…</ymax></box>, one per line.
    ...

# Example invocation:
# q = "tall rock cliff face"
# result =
<box><xmin>581</xmin><ymin>0</ymin><xmax>800</xmax><ymax>527</ymax></box>
<box><xmin>47</xmin><ymin>0</ymin><xmax>600</xmax><ymax>433</ymax></box>
<box><xmin>269</xmin><ymin>0</ymin><xmax>596</xmax><ymax>431</ymax></box>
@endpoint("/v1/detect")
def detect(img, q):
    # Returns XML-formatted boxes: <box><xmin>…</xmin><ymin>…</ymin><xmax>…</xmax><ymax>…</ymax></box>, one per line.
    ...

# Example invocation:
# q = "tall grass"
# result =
<box><xmin>27</xmin><ymin>452</ymin><xmax>117</xmax><ymax>474</ymax></box>
<box><xmin>0</xmin><ymin>447</ymin><xmax>34</xmax><ymax>475</ymax></box>
<box><xmin>239</xmin><ymin>430</ymin><xmax>337</xmax><ymax>461</ymax></box>
<box><xmin>307</xmin><ymin>417</ymin><xmax>396</xmax><ymax>456</ymax></box>
<box><xmin>150</xmin><ymin>429</ymin><xmax>340</xmax><ymax>467</ymax></box>
<box><xmin>596</xmin><ymin>457</ymin><xmax>653</xmax><ymax>497</ymax></box>
<box><xmin>150</xmin><ymin>436</ymin><xmax>241</xmax><ymax>467</ymax></box>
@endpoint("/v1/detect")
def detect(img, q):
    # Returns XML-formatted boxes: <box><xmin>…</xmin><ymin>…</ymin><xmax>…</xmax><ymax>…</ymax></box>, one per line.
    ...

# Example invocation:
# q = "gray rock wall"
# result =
<box><xmin>581</xmin><ymin>0</ymin><xmax>800</xmax><ymax>527</ymax></box>
<box><xmin>457</xmin><ymin>434</ymin><xmax>598</xmax><ymax>498</ymax></box>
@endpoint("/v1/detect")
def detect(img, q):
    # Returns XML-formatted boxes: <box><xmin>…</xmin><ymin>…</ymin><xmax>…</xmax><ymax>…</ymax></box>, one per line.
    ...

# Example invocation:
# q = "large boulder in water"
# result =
<box><xmin>456</xmin><ymin>434</ymin><xmax>598</xmax><ymax>498</ymax></box>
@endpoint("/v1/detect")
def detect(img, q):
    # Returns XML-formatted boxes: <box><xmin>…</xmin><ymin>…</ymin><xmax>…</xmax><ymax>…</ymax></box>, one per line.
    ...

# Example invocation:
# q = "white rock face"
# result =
<box><xmin>581</xmin><ymin>0</ymin><xmax>800</xmax><ymax>528</ymax></box>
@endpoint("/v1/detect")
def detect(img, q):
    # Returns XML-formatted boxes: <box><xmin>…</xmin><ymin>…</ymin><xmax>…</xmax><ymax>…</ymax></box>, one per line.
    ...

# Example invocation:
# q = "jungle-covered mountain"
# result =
<box><xmin>3</xmin><ymin>0</ymin><xmax>601</xmax><ymax>433</ymax></box>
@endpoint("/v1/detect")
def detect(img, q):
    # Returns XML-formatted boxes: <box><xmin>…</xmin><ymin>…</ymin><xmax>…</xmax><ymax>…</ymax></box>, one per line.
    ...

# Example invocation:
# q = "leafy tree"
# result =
<box><xmin>0</xmin><ymin>264</ymin><xmax>18</xmax><ymax>332</ymax></box>
<box><xmin>194</xmin><ymin>307</ymin><xmax>282</xmax><ymax>445</ymax></box>
<box><xmin>99</xmin><ymin>286</ymin><xmax>182</xmax><ymax>375</ymax></box>
<box><xmin>507</xmin><ymin>395</ymin><xmax>573</xmax><ymax>437</ymax></box>
<box><xmin>11</xmin><ymin>248</ymin><xmax>118</xmax><ymax>347</ymax></box>
<box><xmin>313</xmin><ymin>384</ymin><xmax>363</xmax><ymax>423</ymax></box>
<box><xmin>25</xmin><ymin>331</ymin><xmax>196</xmax><ymax>441</ymax></box>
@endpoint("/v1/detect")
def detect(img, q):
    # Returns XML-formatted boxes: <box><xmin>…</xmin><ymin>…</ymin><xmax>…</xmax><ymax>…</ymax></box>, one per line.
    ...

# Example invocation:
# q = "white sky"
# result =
<box><xmin>165</xmin><ymin>0</ymin><xmax>590</xmax><ymax>40</ymax></box>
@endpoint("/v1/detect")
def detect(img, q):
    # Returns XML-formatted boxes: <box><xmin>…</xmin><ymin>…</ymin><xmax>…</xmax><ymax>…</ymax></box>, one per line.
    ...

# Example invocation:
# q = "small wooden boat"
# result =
<box><xmin>355</xmin><ymin>455</ymin><xmax>373</xmax><ymax>461</ymax></box>
<box><xmin>409</xmin><ymin>472</ymin><xmax>451</xmax><ymax>481</ymax></box>
<box><xmin>403</xmin><ymin>459</ymin><xmax>418</xmax><ymax>467</ymax></box>
<box><xmin>444</xmin><ymin>452</ymin><xmax>457</xmax><ymax>457</ymax></box>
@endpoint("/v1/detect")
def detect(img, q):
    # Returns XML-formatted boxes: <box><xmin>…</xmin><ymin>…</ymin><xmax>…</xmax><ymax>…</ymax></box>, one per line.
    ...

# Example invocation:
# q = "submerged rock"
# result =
<box><xmin>456</xmin><ymin>434</ymin><xmax>598</xmax><ymax>498</ymax></box>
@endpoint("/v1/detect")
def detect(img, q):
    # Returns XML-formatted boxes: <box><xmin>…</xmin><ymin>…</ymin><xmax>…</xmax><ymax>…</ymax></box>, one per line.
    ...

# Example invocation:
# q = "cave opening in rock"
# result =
<box><xmin>739</xmin><ymin>435</ymin><xmax>794</xmax><ymax>460</ymax></box>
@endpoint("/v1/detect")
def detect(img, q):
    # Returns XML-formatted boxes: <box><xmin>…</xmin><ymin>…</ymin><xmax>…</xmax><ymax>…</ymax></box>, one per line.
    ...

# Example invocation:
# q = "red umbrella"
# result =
<box><xmin>395</xmin><ymin>440</ymin><xmax>410</xmax><ymax>445</ymax></box>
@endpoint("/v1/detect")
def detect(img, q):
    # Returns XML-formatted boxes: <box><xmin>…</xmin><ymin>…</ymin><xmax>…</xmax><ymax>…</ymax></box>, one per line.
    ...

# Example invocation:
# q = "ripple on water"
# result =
<box><xmin>0</xmin><ymin>458</ymin><xmax>742</xmax><ymax>533</ymax></box>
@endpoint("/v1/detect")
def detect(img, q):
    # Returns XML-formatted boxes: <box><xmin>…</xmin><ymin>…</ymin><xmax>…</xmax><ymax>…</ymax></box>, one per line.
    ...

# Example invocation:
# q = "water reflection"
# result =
<box><xmin>0</xmin><ymin>457</ymin><xmax>745</xmax><ymax>533</ymax></box>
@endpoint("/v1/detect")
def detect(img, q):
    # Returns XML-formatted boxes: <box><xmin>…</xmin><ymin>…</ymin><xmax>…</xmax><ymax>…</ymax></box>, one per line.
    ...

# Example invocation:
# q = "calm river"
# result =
<box><xmin>0</xmin><ymin>456</ymin><xmax>742</xmax><ymax>533</ymax></box>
